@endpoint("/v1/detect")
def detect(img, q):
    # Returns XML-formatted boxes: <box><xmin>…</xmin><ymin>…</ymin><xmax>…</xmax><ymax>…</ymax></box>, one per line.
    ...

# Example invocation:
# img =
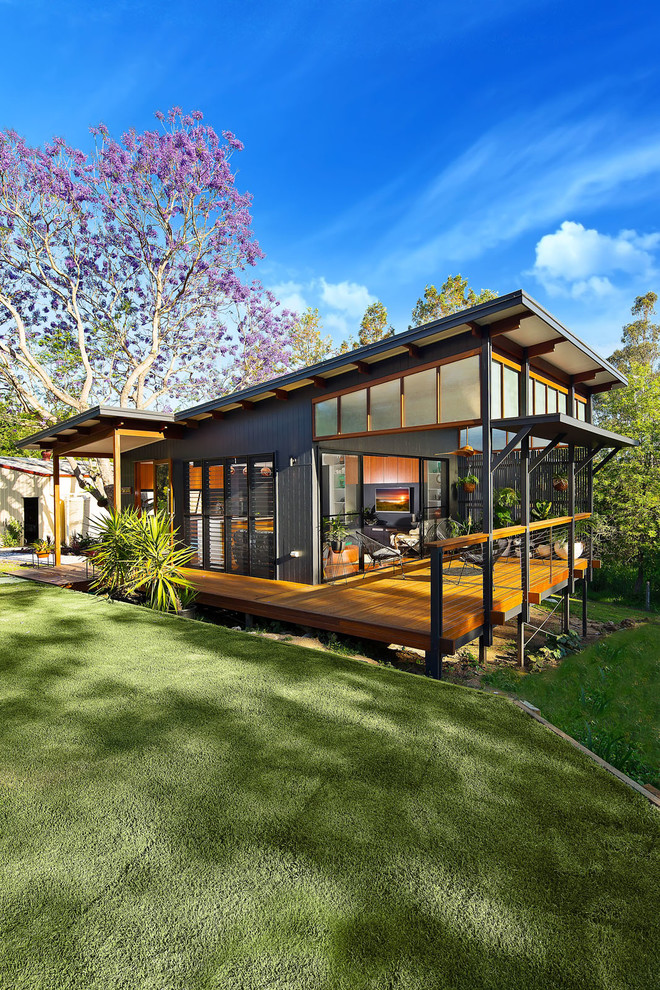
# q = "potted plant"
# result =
<box><xmin>552</xmin><ymin>472</ymin><xmax>569</xmax><ymax>492</ymax></box>
<box><xmin>325</xmin><ymin>517</ymin><xmax>349</xmax><ymax>553</ymax></box>
<box><xmin>362</xmin><ymin>504</ymin><xmax>377</xmax><ymax>526</ymax></box>
<box><xmin>531</xmin><ymin>499</ymin><xmax>553</xmax><ymax>521</ymax></box>
<box><xmin>31</xmin><ymin>538</ymin><xmax>53</xmax><ymax>564</ymax></box>
<box><xmin>457</xmin><ymin>474</ymin><xmax>479</xmax><ymax>494</ymax></box>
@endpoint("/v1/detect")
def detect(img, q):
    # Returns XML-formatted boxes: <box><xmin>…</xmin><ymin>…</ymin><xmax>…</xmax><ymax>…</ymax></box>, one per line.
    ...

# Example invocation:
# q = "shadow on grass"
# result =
<box><xmin>0</xmin><ymin>583</ymin><xmax>658</xmax><ymax>990</ymax></box>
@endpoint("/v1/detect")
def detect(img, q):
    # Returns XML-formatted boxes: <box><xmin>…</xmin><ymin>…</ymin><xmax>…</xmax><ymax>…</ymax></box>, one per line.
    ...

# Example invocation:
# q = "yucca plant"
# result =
<box><xmin>121</xmin><ymin>511</ymin><xmax>196</xmax><ymax>612</ymax></box>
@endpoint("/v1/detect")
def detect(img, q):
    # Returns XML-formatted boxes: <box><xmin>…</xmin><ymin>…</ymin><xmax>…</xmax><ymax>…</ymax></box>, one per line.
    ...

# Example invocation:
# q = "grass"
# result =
<box><xmin>484</xmin><ymin>624</ymin><xmax>660</xmax><ymax>788</ymax></box>
<box><xmin>0</xmin><ymin>581</ymin><xmax>658</xmax><ymax>990</ymax></box>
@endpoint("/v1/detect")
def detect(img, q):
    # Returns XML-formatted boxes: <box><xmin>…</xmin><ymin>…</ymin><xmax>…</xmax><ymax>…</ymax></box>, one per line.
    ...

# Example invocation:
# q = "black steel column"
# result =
<box><xmin>568</xmin><ymin>441</ymin><xmax>575</xmax><ymax>595</ymax></box>
<box><xmin>481</xmin><ymin>330</ymin><xmax>493</xmax><ymax>646</ymax></box>
<box><xmin>426</xmin><ymin>545</ymin><xmax>443</xmax><ymax>679</ymax></box>
<box><xmin>582</xmin><ymin>579</ymin><xmax>588</xmax><ymax>637</ymax></box>
<box><xmin>521</xmin><ymin>434</ymin><xmax>530</xmax><ymax>624</ymax></box>
<box><xmin>521</xmin><ymin>348</ymin><xmax>530</xmax><ymax>417</ymax></box>
<box><xmin>562</xmin><ymin>588</ymin><xmax>570</xmax><ymax>633</ymax></box>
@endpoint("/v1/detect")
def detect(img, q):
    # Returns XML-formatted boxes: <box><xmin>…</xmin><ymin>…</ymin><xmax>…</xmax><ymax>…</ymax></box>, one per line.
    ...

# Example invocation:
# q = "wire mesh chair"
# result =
<box><xmin>350</xmin><ymin>530</ymin><xmax>407</xmax><ymax>579</ymax></box>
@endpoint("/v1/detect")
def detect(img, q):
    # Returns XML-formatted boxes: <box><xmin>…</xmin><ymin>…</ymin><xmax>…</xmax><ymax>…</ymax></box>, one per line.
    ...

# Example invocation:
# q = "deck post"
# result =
<box><xmin>516</xmin><ymin>615</ymin><xmax>525</xmax><ymax>666</ymax></box>
<box><xmin>53</xmin><ymin>452</ymin><xmax>61</xmax><ymax>566</ymax></box>
<box><xmin>520</xmin><ymin>433</ymin><xmax>530</xmax><ymax>623</ymax></box>
<box><xmin>479</xmin><ymin>636</ymin><xmax>486</xmax><ymax>666</ymax></box>
<box><xmin>582</xmin><ymin>579</ymin><xmax>588</xmax><ymax>637</ymax></box>
<box><xmin>567</xmin><ymin>442</ymin><xmax>575</xmax><ymax>595</ymax></box>
<box><xmin>426</xmin><ymin>545</ymin><xmax>443</xmax><ymax>679</ymax></box>
<box><xmin>562</xmin><ymin>587</ymin><xmax>570</xmax><ymax>633</ymax></box>
<box><xmin>481</xmin><ymin>330</ymin><xmax>493</xmax><ymax>646</ymax></box>
<box><xmin>112</xmin><ymin>429</ymin><xmax>121</xmax><ymax>512</ymax></box>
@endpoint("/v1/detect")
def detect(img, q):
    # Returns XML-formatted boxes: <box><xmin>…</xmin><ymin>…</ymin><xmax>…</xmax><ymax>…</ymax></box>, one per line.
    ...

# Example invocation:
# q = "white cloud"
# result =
<box><xmin>534</xmin><ymin>221</ymin><xmax>658</xmax><ymax>280</ymax></box>
<box><xmin>319</xmin><ymin>278</ymin><xmax>376</xmax><ymax>319</ymax></box>
<box><xmin>269</xmin><ymin>280</ymin><xmax>308</xmax><ymax>315</ymax></box>
<box><xmin>530</xmin><ymin>221</ymin><xmax>659</xmax><ymax>298</ymax></box>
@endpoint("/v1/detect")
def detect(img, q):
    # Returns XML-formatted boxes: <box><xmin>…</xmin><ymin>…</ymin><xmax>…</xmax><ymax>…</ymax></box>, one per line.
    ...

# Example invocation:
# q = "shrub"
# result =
<box><xmin>1</xmin><ymin>518</ymin><xmax>23</xmax><ymax>547</ymax></box>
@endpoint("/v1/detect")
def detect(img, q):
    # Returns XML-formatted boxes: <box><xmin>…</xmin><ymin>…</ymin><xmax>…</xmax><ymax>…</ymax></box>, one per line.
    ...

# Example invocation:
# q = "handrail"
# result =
<box><xmin>428</xmin><ymin>513</ymin><xmax>591</xmax><ymax>548</ymax></box>
<box><xmin>425</xmin><ymin>533</ymin><xmax>488</xmax><ymax>551</ymax></box>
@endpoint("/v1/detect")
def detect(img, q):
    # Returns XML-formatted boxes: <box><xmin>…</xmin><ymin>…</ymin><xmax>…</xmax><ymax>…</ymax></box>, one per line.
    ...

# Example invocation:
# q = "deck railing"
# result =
<box><xmin>426</xmin><ymin>513</ymin><xmax>592</xmax><ymax>677</ymax></box>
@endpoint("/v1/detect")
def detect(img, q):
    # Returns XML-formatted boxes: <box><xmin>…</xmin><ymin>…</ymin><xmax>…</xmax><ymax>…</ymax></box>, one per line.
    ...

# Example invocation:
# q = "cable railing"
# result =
<box><xmin>426</xmin><ymin>513</ymin><xmax>593</xmax><ymax>676</ymax></box>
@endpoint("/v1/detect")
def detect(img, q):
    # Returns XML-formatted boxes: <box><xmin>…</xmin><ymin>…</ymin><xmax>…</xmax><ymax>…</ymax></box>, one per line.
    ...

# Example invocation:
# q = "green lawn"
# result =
<box><xmin>1</xmin><ymin>581</ymin><xmax>658</xmax><ymax>990</ymax></box>
<box><xmin>491</xmin><ymin>623</ymin><xmax>660</xmax><ymax>788</ymax></box>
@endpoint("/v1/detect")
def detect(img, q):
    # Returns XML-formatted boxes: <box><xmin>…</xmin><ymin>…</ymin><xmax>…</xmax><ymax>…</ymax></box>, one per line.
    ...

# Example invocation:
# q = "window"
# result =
<box><xmin>312</xmin><ymin>353</ymin><xmax>482</xmax><ymax>439</ymax></box>
<box><xmin>369</xmin><ymin>379</ymin><xmax>401</xmax><ymax>431</ymax></box>
<box><xmin>502</xmin><ymin>365</ymin><xmax>519</xmax><ymax>418</ymax></box>
<box><xmin>404</xmin><ymin>368</ymin><xmax>437</xmax><ymax>427</ymax></box>
<box><xmin>183</xmin><ymin>461</ymin><xmax>203</xmax><ymax>567</ymax></box>
<box><xmin>315</xmin><ymin>397</ymin><xmax>338</xmax><ymax>437</ymax></box>
<box><xmin>340</xmin><ymin>389</ymin><xmax>367</xmax><ymax>434</ymax></box>
<box><xmin>491</xmin><ymin>360</ymin><xmax>502</xmax><ymax>418</ymax></box>
<box><xmin>440</xmin><ymin>355</ymin><xmax>480</xmax><ymax>422</ymax></box>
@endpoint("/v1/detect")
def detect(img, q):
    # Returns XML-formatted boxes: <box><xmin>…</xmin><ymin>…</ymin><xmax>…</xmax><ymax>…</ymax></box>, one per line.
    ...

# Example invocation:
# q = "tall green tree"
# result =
<box><xmin>409</xmin><ymin>274</ymin><xmax>498</xmax><ymax>328</ymax></box>
<box><xmin>289</xmin><ymin>308</ymin><xmax>334</xmax><ymax>368</ymax></box>
<box><xmin>595</xmin><ymin>292</ymin><xmax>660</xmax><ymax>592</ymax></box>
<box><xmin>338</xmin><ymin>299</ymin><xmax>395</xmax><ymax>353</ymax></box>
<box><xmin>608</xmin><ymin>291</ymin><xmax>660</xmax><ymax>373</ymax></box>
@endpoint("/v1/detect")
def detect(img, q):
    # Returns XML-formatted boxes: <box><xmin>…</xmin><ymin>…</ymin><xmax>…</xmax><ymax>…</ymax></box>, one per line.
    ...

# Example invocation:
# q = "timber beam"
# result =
<box><xmin>311</xmin><ymin>376</ymin><xmax>327</xmax><ymax>389</ymax></box>
<box><xmin>572</xmin><ymin>370</ymin><xmax>599</xmax><ymax>385</ymax></box>
<box><xmin>274</xmin><ymin>389</ymin><xmax>289</xmax><ymax>401</ymax></box>
<box><xmin>526</xmin><ymin>339</ymin><xmax>559</xmax><ymax>358</ymax></box>
<box><xmin>355</xmin><ymin>361</ymin><xmax>371</xmax><ymax>375</ymax></box>
<box><xmin>406</xmin><ymin>343</ymin><xmax>421</xmax><ymax>359</ymax></box>
<box><xmin>211</xmin><ymin>411</ymin><xmax>225</xmax><ymax>420</ymax></box>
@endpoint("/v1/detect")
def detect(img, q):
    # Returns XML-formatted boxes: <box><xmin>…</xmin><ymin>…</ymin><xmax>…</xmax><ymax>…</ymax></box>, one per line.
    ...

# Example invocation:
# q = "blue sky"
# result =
<box><xmin>3</xmin><ymin>0</ymin><xmax>660</xmax><ymax>357</ymax></box>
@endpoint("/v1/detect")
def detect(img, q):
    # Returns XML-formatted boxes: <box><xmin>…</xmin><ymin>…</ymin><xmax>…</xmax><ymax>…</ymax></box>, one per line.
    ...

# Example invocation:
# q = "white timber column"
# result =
<box><xmin>53</xmin><ymin>452</ymin><xmax>62</xmax><ymax>566</ymax></box>
<box><xmin>113</xmin><ymin>430</ymin><xmax>121</xmax><ymax>513</ymax></box>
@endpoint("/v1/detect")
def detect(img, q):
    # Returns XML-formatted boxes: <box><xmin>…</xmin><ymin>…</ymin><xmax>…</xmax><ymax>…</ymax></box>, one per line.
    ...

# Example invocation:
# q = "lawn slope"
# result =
<box><xmin>0</xmin><ymin>581</ymin><xmax>658</xmax><ymax>990</ymax></box>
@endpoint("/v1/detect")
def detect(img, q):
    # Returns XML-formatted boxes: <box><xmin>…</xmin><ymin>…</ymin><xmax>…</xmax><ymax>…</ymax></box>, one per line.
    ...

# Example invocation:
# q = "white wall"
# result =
<box><xmin>0</xmin><ymin>466</ymin><xmax>107</xmax><ymax>543</ymax></box>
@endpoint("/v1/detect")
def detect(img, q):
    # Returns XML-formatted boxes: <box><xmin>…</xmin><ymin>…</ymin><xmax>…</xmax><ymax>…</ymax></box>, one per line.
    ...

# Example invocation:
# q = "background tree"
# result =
<box><xmin>409</xmin><ymin>274</ymin><xmax>498</xmax><ymax>328</ymax></box>
<box><xmin>608</xmin><ymin>291</ymin><xmax>660</xmax><ymax>374</ymax></box>
<box><xmin>337</xmin><ymin>299</ymin><xmax>395</xmax><ymax>353</ymax></box>
<box><xmin>288</xmin><ymin>307</ymin><xmax>334</xmax><ymax>369</ymax></box>
<box><xmin>594</xmin><ymin>292</ymin><xmax>660</xmax><ymax>594</ymax></box>
<box><xmin>0</xmin><ymin>396</ymin><xmax>44</xmax><ymax>456</ymax></box>
<box><xmin>0</xmin><ymin>108</ymin><xmax>295</xmax><ymax>500</ymax></box>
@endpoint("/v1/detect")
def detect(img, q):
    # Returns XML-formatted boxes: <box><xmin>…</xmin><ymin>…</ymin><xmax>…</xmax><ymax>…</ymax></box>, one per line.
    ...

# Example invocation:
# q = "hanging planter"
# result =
<box><xmin>457</xmin><ymin>474</ymin><xmax>479</xmax><ymax>494</ymax></box>
<box><xmin>552</xmin><ymin>473</ymin><xmax>569</xmax><ymax>492</ymax></box>
<box><xmin>260</xmin><ymin>466</ymin><xmax>272</xmax><ymax>477</ymax></box>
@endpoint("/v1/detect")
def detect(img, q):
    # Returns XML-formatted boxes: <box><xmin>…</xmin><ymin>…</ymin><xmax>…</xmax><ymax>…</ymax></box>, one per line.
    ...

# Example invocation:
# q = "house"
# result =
<box><xmin>22</xmin><ymin>290</ymin><xmax>635</xmax><ymax>675</ymax></box>
<box><xmin>0</xmin><ymin>455</ymin><xmax>104</xmax><ymax>545</ymax></box>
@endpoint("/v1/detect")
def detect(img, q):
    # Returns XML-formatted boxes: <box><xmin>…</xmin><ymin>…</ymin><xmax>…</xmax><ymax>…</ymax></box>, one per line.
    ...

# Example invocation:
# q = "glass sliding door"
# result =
<box><xmin>320</xmin><ymin>452</ymin><xmax>360</xmax><ymax>580</ymax></box>
<box><xmin>183</xmin><ymin>461</ymin><xmax>203</xmax><ymax>566</ymax></box>
<box><xmin>421</xmin><ymin>459</ymin><xmax>449</xmax><ymax>547</ymax></box>
<box><xmin>249</xmin><ymin>458</ymin><xmax>275</xmax><ymax>579</ymax></box>
<box><xmin>227</xmin><ymin>458</ymin><xmax>249</xmax><ymax>574</ymax></box>
<box><xmin>205</xmin><ymin>461</ymin><xmax>225</xmax><ymax>570</ymax></box>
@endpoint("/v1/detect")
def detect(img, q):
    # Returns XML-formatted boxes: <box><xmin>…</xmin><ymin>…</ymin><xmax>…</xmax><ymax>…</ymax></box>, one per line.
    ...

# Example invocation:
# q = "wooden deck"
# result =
<box><xmin>0</xmin><ymin>560</ymin><xmax>91</xmax><ymax>590</ymax></box>
<box><xmin>184</xmin><ymin>555</ymin><xmax>590</xmax><ymax>654</ymax></box>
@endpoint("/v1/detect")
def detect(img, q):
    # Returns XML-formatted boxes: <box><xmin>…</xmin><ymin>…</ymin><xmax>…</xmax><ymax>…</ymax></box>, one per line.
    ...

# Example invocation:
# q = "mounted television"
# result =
<box><xmin>375</xmin><ymin>487</ymin><xmax>412</xmax><ymax>513</ymax></box>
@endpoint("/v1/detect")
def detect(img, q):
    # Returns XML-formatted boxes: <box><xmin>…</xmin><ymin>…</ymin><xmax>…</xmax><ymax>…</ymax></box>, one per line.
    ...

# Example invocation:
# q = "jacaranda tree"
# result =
<box><xmin>0</xmin><ymin>108</ymin><xmax>295</xmax><ymax>498</ymax></box>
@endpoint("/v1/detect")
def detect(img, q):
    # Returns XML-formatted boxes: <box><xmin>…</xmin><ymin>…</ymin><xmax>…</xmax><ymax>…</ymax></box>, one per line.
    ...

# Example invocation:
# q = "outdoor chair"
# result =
<box><xmin>351</xmin><ymin>530</ymin><xmax>406</xmax><ymax>579</ymax></box>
